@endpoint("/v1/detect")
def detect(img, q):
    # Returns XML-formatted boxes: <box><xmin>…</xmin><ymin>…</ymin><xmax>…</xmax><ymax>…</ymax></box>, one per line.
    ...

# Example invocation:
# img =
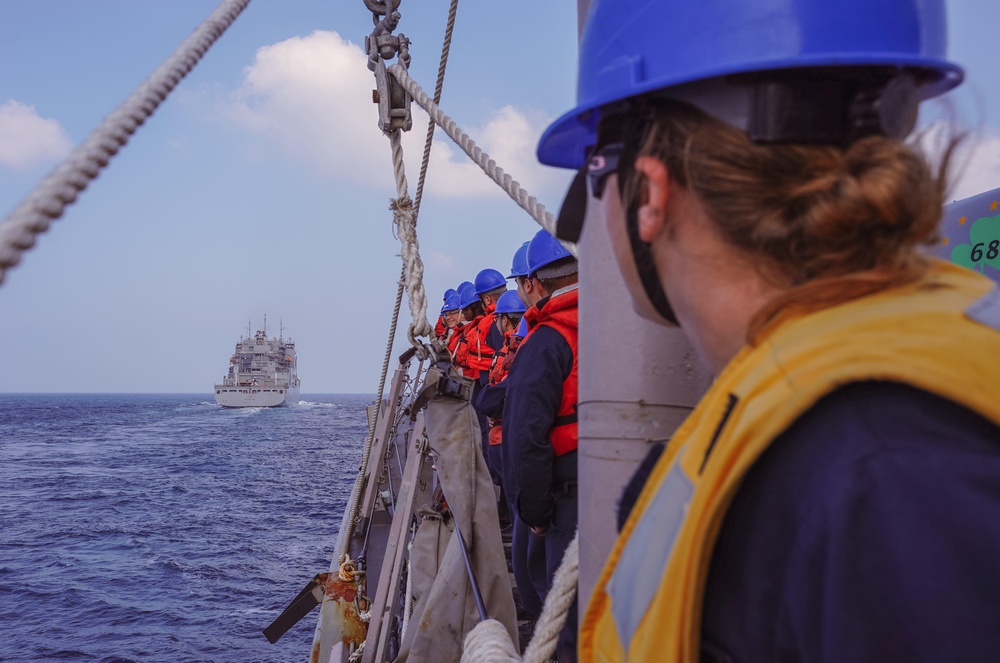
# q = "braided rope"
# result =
<box><xmin>462</xmin><ymin>619</ymin><xmax>521</xmax><ymax>663</ymax></box>
<box><xmin>400</xmin><ymin>541</ymin><xmax>415</xmax><ymax>640</ymax></box>
<box><xmin>388</xmin><ymin>64</ymin><xmax>573</xmax><ymax>254</ymax></box>
<box><xmin>460</xmin><ymin>531</ymin><xmax>579</xmax><ymax>663</ymax></box>
<box><xmin>0</xmin><ymin>0</ymin><xmax>252</xmax><ymax>286</ymax></box>
<box><xmin>388</xmin><ymin>130</ymin><xmax>434</xmax><ymax>347</ymax></box>
<box><xmin>338</xmin><ymin>0</ymin><xmax>460</xmax><ymax>591</ymax></box>
<box><xmin>522</xmin><ymin>531</ymin><xmax>579</xmax><ymax>663</ymax></box>
<box><xmin>383</xmin><ymin>0</ymin><xmax>459</xmax><ymax>351</ymax></box>
<box><xmin>462</xmin><ymin>530</ymin><xmax>580</xmax><ymax>663</ymax></box>
<box><xmin>348</xmin><ymin>640</ymin><xmax>366</xmax><ymax>663</ymax></box>
<box><xmin>412</xmin><ymin>0</ymin><xmax>459</xmax><ymax>217</ymax></box>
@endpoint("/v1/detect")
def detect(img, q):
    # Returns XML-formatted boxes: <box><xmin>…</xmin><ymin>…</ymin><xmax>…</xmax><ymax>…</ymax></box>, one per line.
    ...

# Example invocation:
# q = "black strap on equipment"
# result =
<box><xmin>554</xmin><ymin>404</ymin><xmax>579</xmax><ymax>427</ymax></box>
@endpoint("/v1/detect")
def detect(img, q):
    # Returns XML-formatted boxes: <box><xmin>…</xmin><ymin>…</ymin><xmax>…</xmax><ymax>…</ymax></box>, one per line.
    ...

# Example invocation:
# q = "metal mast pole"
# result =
<box><xmin>574</xmin><ymin>0</ymin><xmax>712</xmax><ymax>607</ymax></box>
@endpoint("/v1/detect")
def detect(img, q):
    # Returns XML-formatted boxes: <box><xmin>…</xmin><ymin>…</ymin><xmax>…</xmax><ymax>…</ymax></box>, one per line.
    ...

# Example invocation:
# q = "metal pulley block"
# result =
<box><xmin>366</xmin><ymin>32</ymin><xmax>412</xmax><ymax>134</ymax></box>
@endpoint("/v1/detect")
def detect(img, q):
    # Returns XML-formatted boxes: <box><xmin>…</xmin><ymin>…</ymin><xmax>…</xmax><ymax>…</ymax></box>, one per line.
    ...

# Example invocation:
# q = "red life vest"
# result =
<box><xmin>523</xmin><ymin>287</ymin><xmax>579</xmax><ymax>457</ymax></box>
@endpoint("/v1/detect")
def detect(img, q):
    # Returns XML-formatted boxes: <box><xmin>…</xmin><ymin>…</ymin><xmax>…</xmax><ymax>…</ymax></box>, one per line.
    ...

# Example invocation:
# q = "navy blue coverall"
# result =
<box><xmin>502</xmin><ymin>315</ymin><xmax>577</xmax><ymax>659</ymax></box>
<box><xmin>619</xmin><ymin>381</ymin><xmax>1000</xmax><ymax>663</ymax></box>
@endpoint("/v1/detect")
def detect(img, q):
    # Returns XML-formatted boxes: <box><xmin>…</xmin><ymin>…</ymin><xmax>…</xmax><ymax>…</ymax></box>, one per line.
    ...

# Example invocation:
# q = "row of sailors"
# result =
<box><xmin>434</xmin><ymin>228</ymin><xmax>580</xmax><ymax>660</ymax></box>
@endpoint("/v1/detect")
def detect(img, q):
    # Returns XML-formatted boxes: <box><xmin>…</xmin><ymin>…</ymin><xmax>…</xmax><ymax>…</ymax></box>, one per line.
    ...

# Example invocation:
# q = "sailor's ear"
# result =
<box><xmin>633</xmin><ymin>156</ymin><xmax>670</xmax><ymax>243</ymax></box>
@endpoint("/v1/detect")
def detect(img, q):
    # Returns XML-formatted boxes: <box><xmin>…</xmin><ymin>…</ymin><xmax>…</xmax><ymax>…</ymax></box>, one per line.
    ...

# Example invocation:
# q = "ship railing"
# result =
<box><xmin>302</xmin><ymin>343</ymin><xmax>519</xmax><ymax>663</ymax></box>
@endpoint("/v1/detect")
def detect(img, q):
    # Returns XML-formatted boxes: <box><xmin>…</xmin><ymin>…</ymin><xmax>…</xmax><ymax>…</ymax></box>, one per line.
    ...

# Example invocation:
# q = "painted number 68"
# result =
<box><xmin>971</xmin><ymin>240</ymin><xmax>1000</xmax><ymax>262</ymax></box>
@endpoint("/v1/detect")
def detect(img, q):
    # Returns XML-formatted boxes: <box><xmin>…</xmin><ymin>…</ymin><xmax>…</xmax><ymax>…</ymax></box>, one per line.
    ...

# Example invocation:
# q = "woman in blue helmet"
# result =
<box><xmin>538</xmin><ymin>0</ymin><xmax>1000</xmax><ymax>661</ymax></box>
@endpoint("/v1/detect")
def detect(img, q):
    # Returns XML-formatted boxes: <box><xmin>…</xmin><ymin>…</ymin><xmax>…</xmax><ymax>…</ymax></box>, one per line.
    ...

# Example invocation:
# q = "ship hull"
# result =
<box><xmin>214</xmin><ymin>384</ymin><xmax>300</xmax><ymax>408</ymax></box>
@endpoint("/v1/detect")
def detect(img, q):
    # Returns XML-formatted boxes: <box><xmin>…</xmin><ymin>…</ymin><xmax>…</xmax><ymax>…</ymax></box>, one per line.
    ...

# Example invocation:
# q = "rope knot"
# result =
<box><xmin>390</xmin><ymin>195</ymin><xmax>414</xmax><ymax>216</ymax></box>
<box><xmin>339</xmin><ymin>555</ymin><xmax>359</xmax><ymax>582</ymax></box>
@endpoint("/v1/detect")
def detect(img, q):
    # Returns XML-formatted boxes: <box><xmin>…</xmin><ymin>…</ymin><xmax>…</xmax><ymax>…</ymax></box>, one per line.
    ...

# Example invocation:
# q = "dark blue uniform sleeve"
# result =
<box><xmin>700</xmin><ymin>381</ymin><xmax>1000</xmax><ymax>663</ymax></box>
<box><xmin>501</xmin><ymin>326</ymin><xmax>573</xmax><ymax>528</ymax></box>
<box><xmin>485</xmin><ymin>323</ymin><xmax>504</xmax><ymax>353</ymax></box>
<box><xmin>474</xmin><ymin>381</ymin><xmax>506</xmax><ymax>420</ymax></box>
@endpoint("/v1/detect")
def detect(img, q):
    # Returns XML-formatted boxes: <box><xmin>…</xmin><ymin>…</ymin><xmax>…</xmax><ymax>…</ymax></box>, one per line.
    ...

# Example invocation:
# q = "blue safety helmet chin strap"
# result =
<box><xmin>616</xmin><ymin>112</ymin><xmax>679</xmax><ymax>325</ymax></box>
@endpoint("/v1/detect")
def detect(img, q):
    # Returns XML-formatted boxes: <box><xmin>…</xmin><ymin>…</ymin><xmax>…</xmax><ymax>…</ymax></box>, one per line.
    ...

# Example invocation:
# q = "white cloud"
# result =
<box><xmin>0</xmin><ymin>100</ymin><xmax>72</xmax><ymax>170</ymax></box>
<box><xmin>423</xmin><ymin>249</ymin><xmax>456</xmax><ymax>275</ymax></box>
<box><xmin>912</xmin><ymin>120</ymin><xmax>1000</xmax><ymax>201</ymax></box>
<box><xmin>220</xmin><ymin>30</ymin><xmax>565</xmax><ymax>201</ymax></box>
<box><xmin>421</xmin><ymin>105</ymin><xmax>568</xmax><ymax>200</ymax></box>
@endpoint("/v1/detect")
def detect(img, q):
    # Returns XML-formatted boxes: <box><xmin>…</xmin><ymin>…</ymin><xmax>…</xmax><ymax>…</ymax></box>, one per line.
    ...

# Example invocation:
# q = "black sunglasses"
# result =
<box><xmin>586</xmin><ymin>142</ymin><xmax>624</xmax><ymax>200</ymax></box>
<box><xmin>554</xmin><ymin>139</ymin><xmax>628</xmax><ymax>243</ymax></box>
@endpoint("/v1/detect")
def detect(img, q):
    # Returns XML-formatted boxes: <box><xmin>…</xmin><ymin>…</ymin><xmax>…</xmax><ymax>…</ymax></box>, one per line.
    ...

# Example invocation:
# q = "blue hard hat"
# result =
<box><xmin>495</xmin><ymin>290</ymin><xmax>526</xmax><ymax>315</ymax></box>
<box><xmin>458</xmin><ymin>282</ymin><xmax>480</xmax><ymax>309</ymax></box>
<box><xmin>537</xmin><ymin>0</ymin><xmax>963</xmax><ymax>168</ymax></box>
<box><xmin>508</xmin><ymin>241</ymin><xmax>531</xmax><ymax>279</ymax></box>
<box><xmin>513</xmin><ymin>316</ymin><xmax>529</xmax><ymax>339</ymax></box>
<box><xmin>441</xmin><ymin>293</ymin><xmax>461</xmax><ymax>314</ymax></box>
<box><xmin>527</xmin><ymin>229</ymin><xmax>574</xmax><ymax>276</ymax></box>
<box><xmin>444</xmin><ymin>288</ymin><xmax>457</xmax><ymax>302</ymax></box>
<box><xmin>474</xmin><ymin>268</ymin><xmax>507</xmax><ymax>295</ymax></box>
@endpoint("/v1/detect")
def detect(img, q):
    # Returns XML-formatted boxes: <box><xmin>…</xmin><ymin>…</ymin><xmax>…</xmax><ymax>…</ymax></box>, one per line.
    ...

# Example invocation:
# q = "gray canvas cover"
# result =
<box><xmin>393</xmin><ymin>393</ymin><xmax>518</xmax><ymax>660</ymax></box>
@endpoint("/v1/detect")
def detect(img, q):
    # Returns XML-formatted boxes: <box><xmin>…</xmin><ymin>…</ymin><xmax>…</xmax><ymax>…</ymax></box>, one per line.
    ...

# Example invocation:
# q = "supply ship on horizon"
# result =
<box><xmin>214</xmin><ymin>322</ymin><xmax>300</xmax><ymax>408</ymax></box>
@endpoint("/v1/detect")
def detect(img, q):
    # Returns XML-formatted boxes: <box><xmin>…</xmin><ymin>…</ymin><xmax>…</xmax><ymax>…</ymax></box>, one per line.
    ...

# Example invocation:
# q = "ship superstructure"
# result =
<box><xmin>214</xmin><ymin>323</ymin><xmax>300</xmax><ymax>408</ymax></box>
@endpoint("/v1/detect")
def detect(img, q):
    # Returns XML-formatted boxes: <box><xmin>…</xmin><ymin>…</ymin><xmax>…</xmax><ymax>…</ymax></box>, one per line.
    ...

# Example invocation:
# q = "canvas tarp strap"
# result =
<box><xmin>407</xmin><ymin>506</ymin><xmax>451</xmax><ymax>605</ymax></box>
<box><xmin>394</xmin><ymin>393</ymin><xmax>518</xmax><ymax>660</ymax></box>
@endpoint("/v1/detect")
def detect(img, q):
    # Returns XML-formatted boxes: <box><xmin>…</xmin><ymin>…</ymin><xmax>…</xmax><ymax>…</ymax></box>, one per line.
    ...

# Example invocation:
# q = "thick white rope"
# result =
<box><xmin>0</xmin><ymin>0</ymin><xmax>252</xmax><ymax>286</ymax></box>
<box><xmin>461</xmin><ymin>531</ymin><xmax>579</xmax><ymax>663</ymax></box>
<box><xmin>401</xmin><ymin>542</ymin><xmax>414</xmax><ymax>640</ymax></box>
<box><xmin>412</xmin><ymin>0</ymin><xmax>459</xmax><ymax>217</ymax></box>
<box><xmin>338</xmin><ymin>1</ymin><xmax>459</xmax><ymax>562</ymax></box>
<box><xmin>388</xmin><ymin>129</ymin><xmax>434</xmax><ymax>348</ymax></box>
<box><xmin>462</xmin><ymin>620</ymin><xmax>521</xmax><ymax>663</ymax></box>
<box><xmin>389</xmin><ymin>64</ymin><xmax>575</xmax><ymax>256</ymax></box>
<box><xmin>338</xmin><ymin>0</ymin><xmax>460</xmax><ymax>578</ymax></box>
<box><xmin>522</xmin><ymin>530</ymin><xmax>579</xmax><ymax>663</ymax></box>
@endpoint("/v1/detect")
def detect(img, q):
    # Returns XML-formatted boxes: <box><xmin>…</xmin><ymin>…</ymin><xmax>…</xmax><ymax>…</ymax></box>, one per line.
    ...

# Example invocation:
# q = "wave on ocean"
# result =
<box><xmin>0</xmin><ymin>392</ymin><xmax>371</xmax><ymax>662</ymax></box>
<box><xmin>296</xmin><ymin>400</ymin><xmax>338</xmax><ymax>408</ymax></box>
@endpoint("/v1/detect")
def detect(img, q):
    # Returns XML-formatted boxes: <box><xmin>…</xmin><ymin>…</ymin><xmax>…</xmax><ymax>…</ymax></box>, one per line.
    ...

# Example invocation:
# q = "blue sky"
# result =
<box><xmin>0</xmin><ymin>1</ymin><xmax>998</xmax><ymax>393</ymax></box>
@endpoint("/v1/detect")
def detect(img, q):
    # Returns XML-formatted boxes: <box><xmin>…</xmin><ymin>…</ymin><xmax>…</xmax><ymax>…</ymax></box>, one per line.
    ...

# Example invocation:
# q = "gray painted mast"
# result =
<box><xmin>574</xmin><ymin>0</ymin><xmax>712</xmax><ymax>607</ymax></box>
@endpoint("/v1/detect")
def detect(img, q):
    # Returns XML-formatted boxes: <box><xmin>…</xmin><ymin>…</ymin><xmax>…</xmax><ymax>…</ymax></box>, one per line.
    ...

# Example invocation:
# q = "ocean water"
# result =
<box><xmin>0</xmin><ymin>394</ymin><xmax>370</xmax><ymax>663</ymax></box>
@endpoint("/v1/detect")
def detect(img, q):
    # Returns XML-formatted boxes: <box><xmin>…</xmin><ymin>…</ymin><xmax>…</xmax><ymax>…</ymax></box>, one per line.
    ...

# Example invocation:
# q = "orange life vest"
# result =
<box><xmin>447</xmin><ymin>322</ymin><xmax>464</xmax><ymax>358</ymax></box>
<box><xmin>488</xmin><ymin>331</ymin><xmax>520</xmax><ymax>386</ymax></box>
<box><xmin>524</xmin><ymin>287</ymin><xmax>579</xmax><ymax>456</ymax></box>
<box><xmin>468</xmin><ymin>312</ymin><xmax>499</xmax><ymax>374</ymax></box>
<box><xmin>455</xmin><ymin>305</ymin><xmax>499</xmax><ymax>379</ymax></box>
<box><xmin>452</xmin><ymin>316</ymin><xmax>480</xmax><ymax>378</ymax></box>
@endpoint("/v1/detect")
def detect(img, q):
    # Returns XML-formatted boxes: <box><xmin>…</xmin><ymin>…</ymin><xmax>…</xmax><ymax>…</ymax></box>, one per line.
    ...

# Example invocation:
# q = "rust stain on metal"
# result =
<box><xmin>310</xmin><ymin>639</ymin><xmax>321</xmax><ymax>663</ymax></box>
<box><xmin>332</xmin><ymin>597</ymin><xmax>368</xmax><ymax>646</ymax></box>
<box><xmin>319</xmin><ymin>575</ymin><xmax>368</xmax><ymax>647</ymax></box>
<box><xmin>323</xmin><ymin>575</ymin><xmax>359</xmax><ymax>602</ymax></box>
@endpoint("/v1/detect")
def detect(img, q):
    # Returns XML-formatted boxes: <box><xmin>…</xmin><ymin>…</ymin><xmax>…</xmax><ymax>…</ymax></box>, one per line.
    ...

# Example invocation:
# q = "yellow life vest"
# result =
<box><xmin>581</xmin><ymin>259</ymin><xmax>1000</xmax><ymax>662</ymax></box>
